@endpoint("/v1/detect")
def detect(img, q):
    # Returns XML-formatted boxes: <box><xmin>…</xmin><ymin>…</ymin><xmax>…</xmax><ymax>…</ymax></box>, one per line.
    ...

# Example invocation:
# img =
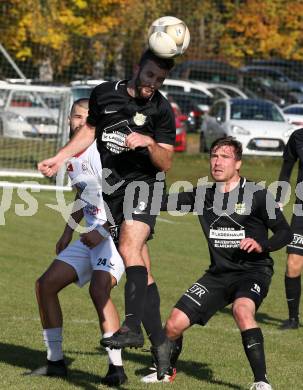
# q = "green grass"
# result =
<box><xmin>0</xmin><ymin>137</ymin><xmax>60</xmax><ymax>170</ymax></box>
<box><xmin>0</xmin><ymin>153</ymin><xmax>302</xmax><ymax>390</ymax></box>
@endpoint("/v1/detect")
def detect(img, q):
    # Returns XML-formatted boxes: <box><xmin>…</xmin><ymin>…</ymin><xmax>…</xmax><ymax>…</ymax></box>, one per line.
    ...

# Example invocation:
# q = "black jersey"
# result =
<box><xmin>163</xmin><ymin>177</ymin><xmax>292</xmax><ymax>275</ymax></box>
<box><xmin>276</xmin><ymin>127</ymin><xmax>303</xmax><ymax>204</ymax></box>
<box><xmin>86</xmin><ymin>80</ymin><xmax>176</xmax><ymax>189</ymax></box>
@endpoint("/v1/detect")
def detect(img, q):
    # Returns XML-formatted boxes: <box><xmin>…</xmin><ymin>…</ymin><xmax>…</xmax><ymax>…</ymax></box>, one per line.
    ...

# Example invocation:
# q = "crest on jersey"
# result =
<box><xmin>133</xmin><ymin>112</ymin><xmax>146</xmax><ymax>126</ymax></box>
<box><xmin>81</xmin><ymin>161</ymin><xmax>88</xmax><ymax>172</ymax></box>
<box><xmin>234</xmin><ymin>203</ymin><xmax>246</xmax><ymax>215</ymax></box>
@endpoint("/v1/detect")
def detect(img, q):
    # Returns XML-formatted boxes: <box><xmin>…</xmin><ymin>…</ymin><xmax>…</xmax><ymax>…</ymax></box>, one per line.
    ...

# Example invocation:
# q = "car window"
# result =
<box><xmin>208</xmin><ymin>87</ymin><xmax>226</xmax><ymax>100</ymax></box>
<box><xmin>231</xmin><ymin>101</ymin><xmax>285</xmax><ymax>122</ymax></box>
<box><xmin>284</xmin><ymin>107</ymin><xmax>303</xmax><ymax>115</ymax></box>
<box><xmin>218</xmin><ymin>87</ymin><xmax>241</xmax><ymax>98</ymax></box>
<box><xmin>71</xmin><ymin>86</ymin><xmax>94</xmax><ymax>101</ymax></box>
<box><xmin>210</xmin><ymin>102</ymin><xmax>226</xmax><ymax>121</ymax></box>
<box><xmin>162</xmin><ymin>85</ymin><xmax>185</xmax><ymax>93</ymax></box>
<box><xmin>188</xmin><ymin>69</ymin><xmax>238</xmax><ymax>84</ymax></box>
<box><xmin>0</xmin><ymin>90</ymin><xmax>9</xmax><ymax>107</ymax></box>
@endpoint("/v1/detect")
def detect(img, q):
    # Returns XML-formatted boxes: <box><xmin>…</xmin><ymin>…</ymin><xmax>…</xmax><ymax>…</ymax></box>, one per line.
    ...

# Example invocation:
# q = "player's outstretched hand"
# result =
<box><xmin>38</xmin><ymin>155</ymin><xmax>64</xmax><ymax>177</ymax></box>
<box><xmin>80</xmin><ymin>230</ymin><xmax>104</xmax><ymax>249</ymax></box>
<box><xmin>239</xmin><ymin>238</ymin><xmax>262</xmax><ymax>253</ymax></box>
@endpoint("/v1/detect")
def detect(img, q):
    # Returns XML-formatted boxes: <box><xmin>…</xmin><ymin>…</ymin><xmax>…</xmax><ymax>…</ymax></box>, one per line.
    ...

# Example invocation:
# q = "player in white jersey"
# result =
<box><xmin>28</xmin><ymin>99</ymin><xmax>127</xmax><ymax>386</ymax></box>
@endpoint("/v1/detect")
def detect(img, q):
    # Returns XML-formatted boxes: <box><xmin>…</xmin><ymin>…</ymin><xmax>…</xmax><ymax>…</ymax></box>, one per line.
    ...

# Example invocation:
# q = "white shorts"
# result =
<box><xmin>56</xmin><ymin>236</ymin><xmax>125</xmax><ymax>287</ymax></box>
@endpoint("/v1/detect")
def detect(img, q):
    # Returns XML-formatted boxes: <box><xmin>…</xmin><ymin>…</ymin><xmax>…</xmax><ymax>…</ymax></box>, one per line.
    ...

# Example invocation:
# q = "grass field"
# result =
<box><xmin>0</xmin><ymin>151</ymin><xmax>302</xmax><ymax>390</ymax></box>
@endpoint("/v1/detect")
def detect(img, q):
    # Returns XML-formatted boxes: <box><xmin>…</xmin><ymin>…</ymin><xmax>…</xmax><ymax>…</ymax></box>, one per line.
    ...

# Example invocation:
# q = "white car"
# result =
<box><xmin>0</xmin><ymin>109</ymin><xmax>38</xmax><ymax>139</ymax></box>
<box><xmin>283</xmin><ymin>104</ymin><xmax>303</xmax><ymax>127</ymax></box>
<box><xmin>0</xmin><ymin>89</ymin><xmax>59</xmax><ymax>138</ymax></box>
<box><xmin>161</xmin><ymin>78</ymin><xmax>248</xmax><ymax>112</ymax></box>
<box><xmin>201</xmin><ymin>98</ymin><xmax>295</xmax><ymax>156</ymax></box>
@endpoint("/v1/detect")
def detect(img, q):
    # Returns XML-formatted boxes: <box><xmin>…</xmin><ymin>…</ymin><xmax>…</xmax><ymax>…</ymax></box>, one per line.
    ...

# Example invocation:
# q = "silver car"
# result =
<box><xmin>201</xmin><ymin>98</ymin><xmax>295</xmax><ymax>156</ymax></box>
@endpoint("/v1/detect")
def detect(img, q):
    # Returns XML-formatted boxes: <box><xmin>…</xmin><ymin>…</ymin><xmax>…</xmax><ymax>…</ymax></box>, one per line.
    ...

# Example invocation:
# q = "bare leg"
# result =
<box><xmin>36</xmin><ymin>260</ymin><xmax>78</xmax><ymax>329</ymax></box>
<box><xmin>29</xmin><ymin>260</ymin><xmax>77</xmax><ymax>375</ymax></box>
<box><xmin>89</xmin><ymin>270</ymin><xmax>120</xmax><ymax>334</ymax></box>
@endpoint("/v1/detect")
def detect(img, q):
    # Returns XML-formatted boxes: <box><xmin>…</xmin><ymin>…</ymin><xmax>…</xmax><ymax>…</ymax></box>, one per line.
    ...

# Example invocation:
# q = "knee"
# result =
<box><xmin>287</xmin><ymin>256</ymin><xmax>303</xmax><ymax>276</ymax></box>
<box><xmin>233</xmin><ymin>303</ymin><xmax>253</xmax><ymax>326</ymax></box>
<box><xmin>166</xmin><ymin>317</ymin><xmax>182</xmax><ymax>340</ymax></box>
<box><xmin>89</xmin><ymin>278</ymin><xmax>111</xmax><ymax>302</ymax></box>
<box><xmin>35</xmin><ymin>276</ymin><xmax>49</xmax><ymax>297</ymax></box>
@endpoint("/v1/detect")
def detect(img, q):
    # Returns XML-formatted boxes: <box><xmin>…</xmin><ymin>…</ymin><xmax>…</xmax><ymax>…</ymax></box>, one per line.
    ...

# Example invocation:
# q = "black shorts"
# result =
<box><xmin>287</xmin><ymin>214</ymin><xmax>303</xmax><ymax>255</ymax></box>
<box><xmin>104</xmin><ymin>182</ymin><xmax>163</xmax><ymax>235</ymax></box>
<box><xmin>175</xmin><ymin>270</ymin><xmax>271</xmax><ymax>326</ymax></box>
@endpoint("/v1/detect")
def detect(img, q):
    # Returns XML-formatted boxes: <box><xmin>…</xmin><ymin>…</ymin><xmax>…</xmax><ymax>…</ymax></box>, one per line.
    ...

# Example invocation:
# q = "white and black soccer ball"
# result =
<box><xmin>148</xmin><ymin>16</ymin><xmax>190</xmax><ymax>59</ymax></box>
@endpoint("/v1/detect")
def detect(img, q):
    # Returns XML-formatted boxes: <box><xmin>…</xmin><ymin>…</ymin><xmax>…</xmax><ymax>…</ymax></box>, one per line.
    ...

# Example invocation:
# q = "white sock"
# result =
<box><xmin>43</xmin><ymin>327</ymin><xmax>63</xmax><ymax>361</ymax></box>
<box><xmin>103</xmin><ymin>332</ymin><xmax>123</xmax><ymax>366</ymax></box>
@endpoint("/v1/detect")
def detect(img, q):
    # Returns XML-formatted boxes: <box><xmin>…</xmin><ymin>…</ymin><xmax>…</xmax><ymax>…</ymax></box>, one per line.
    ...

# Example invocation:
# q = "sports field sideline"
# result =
<box><xmin>0</xmin><ymin>153</ymin><xmax>302</xmax><ymax>389</ymax></box>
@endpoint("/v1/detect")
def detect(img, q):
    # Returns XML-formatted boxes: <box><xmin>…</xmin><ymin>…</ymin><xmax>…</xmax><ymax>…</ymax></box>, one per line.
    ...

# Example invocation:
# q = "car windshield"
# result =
<box><xmin>284</xmin><ymin>106</ymin><xmax>303</xmax><ymax>115</ymax></box>
<box><xmin>72</xmin><ymin>86</ymin><xmax>94</xmax><ymax>101</ymax></box>
<box><xmin>230</xmin><ymin>101</ymin><xmax>285</xmax><ymax>122</ymax></box>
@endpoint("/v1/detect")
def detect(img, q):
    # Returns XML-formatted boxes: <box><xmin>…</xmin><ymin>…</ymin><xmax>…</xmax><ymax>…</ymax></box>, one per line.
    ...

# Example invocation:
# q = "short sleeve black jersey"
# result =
<box><xmin>276</xmin><ymin>128</ymin><xmax>303</xmax><ymax>203</ymax></box>
<box><xmin>86</xmin><ymin>80</ymin><xmax>176</xmax><ymax>189</ymax></box>
<box><xmin>163</xmin><ymin>177</ymin><xmax>292</xmax><ymax>275</ymax></box>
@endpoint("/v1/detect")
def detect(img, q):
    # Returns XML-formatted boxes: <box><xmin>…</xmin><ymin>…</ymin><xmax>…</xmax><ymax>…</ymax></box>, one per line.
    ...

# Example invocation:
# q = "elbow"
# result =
<box><xmin>163</xmin><ymin>161</ymin><xmax>172</xmax><ymax>172</ymax></box>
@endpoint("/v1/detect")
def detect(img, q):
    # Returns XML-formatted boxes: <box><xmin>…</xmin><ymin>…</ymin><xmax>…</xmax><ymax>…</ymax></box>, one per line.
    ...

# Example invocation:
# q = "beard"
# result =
<box><xmin>134</xmin><ymin>72</ymin><xmax>154</xmax><ymax>100</ymax></box>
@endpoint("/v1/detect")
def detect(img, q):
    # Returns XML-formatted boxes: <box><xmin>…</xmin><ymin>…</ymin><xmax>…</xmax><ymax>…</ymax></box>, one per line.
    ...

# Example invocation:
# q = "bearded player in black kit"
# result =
<box><xmin>159</xmin><ymin>137</ymin><xmax>292</xmax><ymax>390</ymax></box>
<box><xmin>38</xmin><ymin>49</ymin><xmax>176</xmax><ymax>380</ymax></box>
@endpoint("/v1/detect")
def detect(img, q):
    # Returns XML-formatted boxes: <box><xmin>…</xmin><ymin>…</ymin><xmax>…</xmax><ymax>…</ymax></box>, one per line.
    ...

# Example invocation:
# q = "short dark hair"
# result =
<box><xmin>210</xmin><ymin>136</ymin><xmax>243</xmax><ymax>161</ymax></box>
<box><xmin>138</xmin><ymin>49</ymin><xmax>175</xmax><ymax>71</ymax></box>
<box><xmin>70</xmin><ymin>98</ymin><xmax>89</xmax><ymax>115</ymax></box>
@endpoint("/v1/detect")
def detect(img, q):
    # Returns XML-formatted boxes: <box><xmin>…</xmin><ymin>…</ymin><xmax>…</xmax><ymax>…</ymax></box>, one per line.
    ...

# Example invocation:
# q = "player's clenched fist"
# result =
<box><xmin>239</xmin><ymin>238</ymin><xmax>262</xmax><ymax>253</ymax></box>
<box><xmin>126</xmin><ymin>133</ymin><xmax>155</xmax><ymax>150</ymax></box>
<box><xmin>38</xmin><ymin>156</ymin><xmax>64</xmax><ymax>177</ymax></box>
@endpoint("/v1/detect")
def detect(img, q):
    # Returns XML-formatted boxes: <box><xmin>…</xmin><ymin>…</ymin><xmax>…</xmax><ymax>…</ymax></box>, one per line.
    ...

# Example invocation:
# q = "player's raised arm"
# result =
<box><xmin>38</xmin><ymin>122</ymin><xmax>95</xmax><ymax>177</ymax></box>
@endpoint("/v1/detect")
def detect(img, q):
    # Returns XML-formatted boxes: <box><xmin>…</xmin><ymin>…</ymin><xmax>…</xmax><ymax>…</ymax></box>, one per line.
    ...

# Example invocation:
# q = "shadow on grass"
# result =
<box><xmin>219</xmin><ymin>307</ymin><xmax>285</xmax><ymax>327</ymax></box>
<box><xmin>123</xmin><ymin>349</ymin><xmax>244</xmax><ymax>390</ymax></box>
<box><xmin>1</xmin><ymin>342</ymin><xmax>245</xmax><ymax>389</ymax></box>
<box><xmin>0</xmin><ymin>342</ymin><xmax>129</xmax><ymax>390</ymax></box>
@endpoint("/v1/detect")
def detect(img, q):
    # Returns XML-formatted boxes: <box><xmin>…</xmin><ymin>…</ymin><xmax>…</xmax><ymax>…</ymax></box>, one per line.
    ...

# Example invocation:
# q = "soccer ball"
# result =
<box><xmin>148</xmin><ymin>16</ymin><xmax>190</xmax><ymax>58</ymax></box>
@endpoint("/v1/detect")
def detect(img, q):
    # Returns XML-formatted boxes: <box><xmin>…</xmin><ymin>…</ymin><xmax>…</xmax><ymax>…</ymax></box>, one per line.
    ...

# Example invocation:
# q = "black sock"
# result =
<box><xmin>285</xmin><ymin>275</ymin><xmax>301</xmax><ymax>320</ymax></box>
<box><xmin>142</xmin><ymin>283</ymin><xmax>165</xmax><ymax>346</ymax></box>
<box><xmin>241</xmin><ymin>328</ymin><xmax>268</xmax><ymax>383</ymax></box>
<box><xmin>124</xmin><ymin>266</ymin><xmax>147</xmax><ymax>331</ymax></box>
<box><xmin>171</xmin><ymin>336</ymin><xmax>183</xmax><ymax>368</ymax></box>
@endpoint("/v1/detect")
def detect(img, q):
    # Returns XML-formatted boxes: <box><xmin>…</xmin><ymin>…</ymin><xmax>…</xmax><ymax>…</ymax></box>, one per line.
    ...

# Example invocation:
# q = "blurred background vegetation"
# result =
<box><xmin>1</xmin><ymin>0</ymin><xmax>303</xmax><ymax>82</ymax></box>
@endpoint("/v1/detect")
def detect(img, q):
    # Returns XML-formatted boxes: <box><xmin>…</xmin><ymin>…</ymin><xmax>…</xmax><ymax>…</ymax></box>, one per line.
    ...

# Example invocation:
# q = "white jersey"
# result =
<box><xmin>67</xmin><ymin>141</ymin><xmax>106</xmax><ymax>227</ymax></box>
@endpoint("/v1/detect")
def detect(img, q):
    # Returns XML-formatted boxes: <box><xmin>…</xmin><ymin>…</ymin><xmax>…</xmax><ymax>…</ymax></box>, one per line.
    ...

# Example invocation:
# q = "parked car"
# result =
<box><xmin>174</xmin><ymin>115</ymin><xmax>187</xmax><ymax>152</ymax></box>
<box><xmin>171</xmin><ymin>60</ymin><xmax>239</xmax><ymax>84</ymax></box>
<box><xmin>70</xmin><ymin>80</ymin><xmax>106</xmax><ymax>103</ymax></box>
<box><xmin>162</xmin><ymin>90</ymin><xmax>208</xmax><ymax>133</ymax></box>
<box><xmin>0</xmin><ymin>109</ymin><xmax>38</xmax><ymax>139</ymax></box>
<box><xmin>239</xmin><ymin>66</ymin><xmax>303</xmax><ymax>98</ymax></box>
<box><xmin>162</xmin><ymin>78</ymin><xmax>247</xmax><ymax>108</ymax></box>
<box><xmin>200</xmin><ymin>98</ymin><xmax>295</xmax><ymax>156</ymax></box>
<box><xmin>0</xmin><ymin>88</ymin><xmax>59</xmax><ymax>138</ymax></box>
<box><xmin>283</xmin><ymin>104</ymin><xmax>303</xmax><ymax>126</ymax></box>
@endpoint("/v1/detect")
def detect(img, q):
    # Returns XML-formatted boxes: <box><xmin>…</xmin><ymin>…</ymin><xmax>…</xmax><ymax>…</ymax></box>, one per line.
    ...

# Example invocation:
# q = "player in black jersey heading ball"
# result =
<box><xmin>160</xmin><ymin>137</ymin><xmax>292</xmax><ymax>390</ymax></box>
<box><xmin>38</xmin><ymin>49</ymin><xmax>176</xmax><ymax>380</ymax></box>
